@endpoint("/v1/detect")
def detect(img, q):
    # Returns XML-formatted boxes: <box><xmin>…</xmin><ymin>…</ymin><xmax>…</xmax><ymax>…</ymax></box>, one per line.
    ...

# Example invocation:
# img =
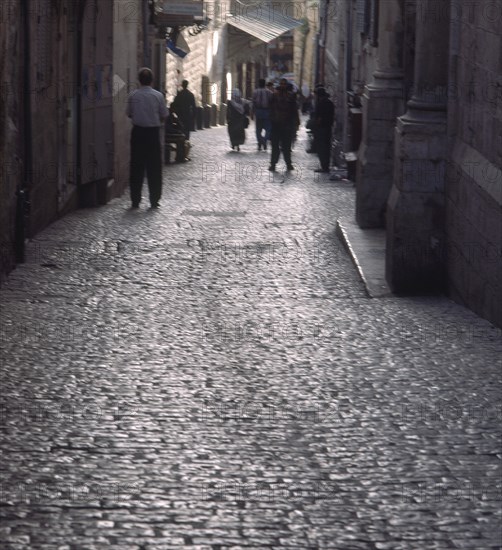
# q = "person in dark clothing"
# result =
<box><xmin>165</xmin><ymin>112</ymin><xmax>188</xmax><ymax>163</ymax></box>
<box><xmin>269</xmin><ymin>78</ymin><xmax>299</xmax><ymax>171</ymax></box>
<box><xmin>252</xmin><ymin>78</ymin><xmax>273</xmax><ymax>151</ymax></box>
<box><xmin>313</xmin><ymin>87</ymin><xmax>335</xmax><ymax>173</ymax></box>
<box><xmin>126</xmin><ymin>67</ymin><xmax>168</xmax><ymax>208</ymax></box>
<box><xmin>286</xmin><ymin>82</ymin><xmax>301</xmax><ymax>147</ymax></box>
<box><xmin>170</xmin><ymin>80</ymin><xmax>196</xmax><ymax>140</ymax></box>
<box><xmin>227</xmin><ymin>88</ymin><xmax>248</xmax><ymax>150</ymax></box>
<box><xmin>306</xmin><ymin>83</ymin><xmax>326</xmax><ymax>154</ymax></box>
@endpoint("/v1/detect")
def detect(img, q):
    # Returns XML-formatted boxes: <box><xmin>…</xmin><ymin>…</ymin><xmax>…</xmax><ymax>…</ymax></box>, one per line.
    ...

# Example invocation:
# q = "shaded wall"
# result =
<box><xmin>113</xmin><ymin>0</ymin><xmax>143</xmax><ymax>196</ymax></box>
<box><xmin>0</xmin><ymin>2</ymin><xmax>23</xmax><ymax>279</ymax></box>
<box><xmin>446</xmin><ymin>1</ymin><xmax>502</xmax><ymax>327</ymax></box>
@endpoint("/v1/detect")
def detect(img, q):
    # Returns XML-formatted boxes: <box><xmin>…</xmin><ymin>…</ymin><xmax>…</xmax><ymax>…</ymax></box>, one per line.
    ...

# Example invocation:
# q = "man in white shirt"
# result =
<box><xmin>126</xmin><ymin>68</ymin><xmax>168</xmax><ymax>208</ymax></box>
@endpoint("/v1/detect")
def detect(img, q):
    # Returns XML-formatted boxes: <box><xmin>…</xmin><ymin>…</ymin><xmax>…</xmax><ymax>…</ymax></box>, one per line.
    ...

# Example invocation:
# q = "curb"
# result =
<box><xmin>335</xmin><ymin>217</ymin><xmax>393</xmax><ymax>298</ymax></box>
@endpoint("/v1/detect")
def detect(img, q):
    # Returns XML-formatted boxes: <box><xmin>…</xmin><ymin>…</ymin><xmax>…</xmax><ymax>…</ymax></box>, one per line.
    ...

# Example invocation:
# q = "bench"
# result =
<box><xmin>164</xmin><ymin>133</ymin><xmax>186</xmax><ymax>164</ymax></box>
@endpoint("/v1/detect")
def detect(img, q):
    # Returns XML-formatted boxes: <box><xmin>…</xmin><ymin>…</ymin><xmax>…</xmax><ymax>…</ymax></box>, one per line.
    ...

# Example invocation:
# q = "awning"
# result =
<box><xmin>167</xmin><ymin>33</ymin><xmax>191</xmax><ymax>58</ymax></box>
<box><xmin>157</xmin><ymin>0</ymin><xmax>204</xmax><ymax>26</ymax></box>
<box><xmin>226</xmin><ymin>7</ymin><xmax>302</xmax><ymax>43</ymax></box>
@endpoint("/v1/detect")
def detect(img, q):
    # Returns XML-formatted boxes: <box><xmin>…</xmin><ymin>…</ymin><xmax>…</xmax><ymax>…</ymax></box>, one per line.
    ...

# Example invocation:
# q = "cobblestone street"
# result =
<box><xmin>1</xmin><ymin>122</ymin><xmax>501</xmax><ymax>549</ymax></box>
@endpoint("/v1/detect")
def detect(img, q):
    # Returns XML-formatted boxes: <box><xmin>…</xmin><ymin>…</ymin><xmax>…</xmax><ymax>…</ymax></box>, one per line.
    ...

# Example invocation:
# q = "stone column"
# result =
<box><xmin>356</xmin><ymin>0</ymin><xmax>405</xmax><ymax>228</ymax></box>
<box><xmin>386</xmin><ymin>0</ymin><xmax>450</xmax><ymax>292</ymax></box>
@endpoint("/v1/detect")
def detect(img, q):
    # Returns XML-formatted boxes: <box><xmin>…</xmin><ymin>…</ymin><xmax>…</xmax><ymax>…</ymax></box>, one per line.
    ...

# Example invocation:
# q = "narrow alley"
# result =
<box><xmin>1</xmin><ymin>123</ymin><xmax>501</xmax><ymax>549</ymax></box>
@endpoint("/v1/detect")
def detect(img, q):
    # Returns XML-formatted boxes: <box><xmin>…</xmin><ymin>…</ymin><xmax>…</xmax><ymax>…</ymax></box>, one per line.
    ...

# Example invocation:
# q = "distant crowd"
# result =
<box><xmin>225</xmin><ymin>77</ymin><xmax>334</xmax><ymax>174</ymax></box>
<box><xmin>126</xmin><ymin>68</ymin><xmax>335</xmax><ymax>209</ymax></box>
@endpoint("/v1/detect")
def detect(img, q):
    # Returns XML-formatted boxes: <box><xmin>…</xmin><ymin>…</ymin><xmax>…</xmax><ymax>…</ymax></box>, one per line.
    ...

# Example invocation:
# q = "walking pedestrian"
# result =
<box><xmin>126</xmin><ymin>67</ymin><xmax>168</xmax><ymax>209</ymax></box>
<box><xmin>313</xmin><ymin>87</ymin><xmax>335</xmax><ymax>173</ymax></box>
<box><xmin>301</xmin><ymin>81</ymin><xmax>312</xmax><ymax>114</ymax></box>
<box><xmin>306</xmin><ymin>83</ymin><xmax>325</xmax><ymax>154</ymax></box>
<box><xmin>269</xmin><ymin>78</ymin><xmax>298</xmax><ymax>171</ymax></box>
<box><xmin>227</xmin><ymin>89</ymin><xmax>248</xmax><ymax>151</ymax></box>
<box><xmin>171</xmin><ymin>80</ymin><xmax>196</xmax><ymax>140</ymax></box>
<box><xmin>286</xmin><ymin>82</ymin><xmax>301</xmax><ymax>148</ymax></box>
<box><xmin>252</xmin><ymin>78</ymin><xmax>273</xmax><ymax>151</ymax></box>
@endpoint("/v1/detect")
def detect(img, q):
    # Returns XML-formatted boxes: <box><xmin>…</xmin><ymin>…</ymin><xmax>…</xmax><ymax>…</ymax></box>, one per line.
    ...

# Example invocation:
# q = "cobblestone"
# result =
<box><xmin>0</xmin><ymin>122</ymin><xmax>501</xmax><ymax>549</ymax></box>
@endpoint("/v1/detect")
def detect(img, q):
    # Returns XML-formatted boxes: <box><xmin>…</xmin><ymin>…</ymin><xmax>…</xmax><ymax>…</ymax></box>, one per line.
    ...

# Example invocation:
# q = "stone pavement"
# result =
<box><xmin>1</xmin><ymin>121</ymin><xmax>501</xmax><ymax>549</ymax></box>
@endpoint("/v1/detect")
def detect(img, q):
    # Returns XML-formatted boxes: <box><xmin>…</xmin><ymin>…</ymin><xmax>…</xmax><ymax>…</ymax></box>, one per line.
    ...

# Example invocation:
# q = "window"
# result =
<box><xmin>356</xmin><ymin>0</ymin><xmax>366</xmax><ymax>33</ymax></box>
<box><xmin>356</xmin><ymin>0</ymin><xmax>379</xmax><ymax>46</ymax></box>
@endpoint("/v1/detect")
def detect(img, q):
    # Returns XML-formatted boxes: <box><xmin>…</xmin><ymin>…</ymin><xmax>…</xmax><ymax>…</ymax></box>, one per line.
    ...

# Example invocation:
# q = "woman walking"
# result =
<box><xmin>227</xmin><ymin>89</ymin><xmax>247</xmax><ymax>151</ymax></box>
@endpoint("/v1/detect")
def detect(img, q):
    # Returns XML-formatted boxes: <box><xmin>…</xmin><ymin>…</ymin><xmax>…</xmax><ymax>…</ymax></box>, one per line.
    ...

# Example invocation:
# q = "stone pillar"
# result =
<box><xmin>386</xmin><ymin>0</ymin><xmax>450</xmax><ymax>292</ymax></box>
<box><xmin>356</xmin><ymin>0</ymin><xmax>405</xmax><ymax>228</ymax></box>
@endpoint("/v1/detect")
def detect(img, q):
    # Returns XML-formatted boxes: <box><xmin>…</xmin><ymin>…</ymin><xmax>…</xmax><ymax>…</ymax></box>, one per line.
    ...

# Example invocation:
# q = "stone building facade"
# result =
<box><xmin>321</xmin><ymin>0</ymin><xmax>502</xmax><ymax>327</ymax></box>
<box><xmin>320</xmin><ymin>0</ymin><xmax>379</xmax><ymax>145</ymax></box>
<box><xmin>292</xmin><ymin>0</ymin><xmax>318</xmax><ymax>95</ymax></box>
<box><xmin>0</xmin><ymin>0</ymin><xmax>159</xmax><ymax>282</ymax></box>
<box><xmin>164</xmin><ymin>0</ymin><xmax>316</xmax><ymax>108</ymax></box>
<box><xmin>164</xmin><ymin>0</ymin><xmax>227</xmax><ymax>106</ymax></box>
<box><xmin>442</xmin><ymin>0</ymin><xmax>501</xmax><ymax>327</ymax></box>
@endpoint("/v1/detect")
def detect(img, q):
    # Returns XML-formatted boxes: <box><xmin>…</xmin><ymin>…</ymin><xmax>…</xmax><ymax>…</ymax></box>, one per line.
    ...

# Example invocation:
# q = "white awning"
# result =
<box><xmin>161</xmin><ymin>0</ymin><xmax>203</xmax><ymax>17</ymax></box>
<box><xmin>226</xmin><ymin>7</ymin><xmax>303</xmax><ymax>43</ymax></box>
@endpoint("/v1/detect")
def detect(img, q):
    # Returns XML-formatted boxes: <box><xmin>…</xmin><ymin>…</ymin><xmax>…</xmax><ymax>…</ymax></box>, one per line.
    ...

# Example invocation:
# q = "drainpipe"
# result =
<box><xmin>322</xmin><ymin>0</ymin><xmax>329</xmax><ymax>83</ymax></box>
<box><xmin>345</xmin><ymin>0</ymin><xmax>352</xmax><ymax>92</ymax></box>
<box><xmin>17</xmin><ymin>0</ymin><xmax>33</xmax><ymax>262</ymax></box>
<box><xmin>298</xmin><ymin>19</ymin><xmax>309</xmax><ymax>90</ymax></box>
<box><xmin>317</xmin><ymin>0</ymin><xmax>329</xmax><ymax>84</ymax></box>
<box><xmin>76</xmin><ymin>0</ymin><xmax>84</xmax><ymax>190</ymax></box>
<box><xmin>143</xmin><ymin>0</ymin><xmax>150</xmax><ymax>67</ymax></box>
<box><xmin>344</xmin><ymin>0</ymin><xmax>353</xmax><ymax>151</ymax></box>
<box><xmin>314</xmin><ymin>31</ymin><xmax>320</xmax><ymax>84</ymax></box>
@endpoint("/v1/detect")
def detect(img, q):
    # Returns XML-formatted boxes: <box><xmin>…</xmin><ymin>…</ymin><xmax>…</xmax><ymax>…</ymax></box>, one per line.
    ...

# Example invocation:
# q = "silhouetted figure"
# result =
<box><xmin>306</xmin><ymin>83</ymin><xmax>325</xmax><ymax>154</ymax></box>
<box><xmin>286</xmin><ymin>82</ymin><xmax>300</xmax><ymax>147</ymax></box>
<box><xmin>227</xmin><ymin>89</ymin><xmax>248</xmax><ymax>151</ymax></box>
<box><xmin>269</xmin><ymin>78</ymin><xmax>298</xmax><ymax>171</ymax></box>
<box><xmin>313</xmin><ymin>87</ymin><xmax>335</xmax><ymax>173</ymax></box>
<box><xmin>171</xmin><ymin>80</ymin><xmax>196</xmax><ymax>140</ymax></box>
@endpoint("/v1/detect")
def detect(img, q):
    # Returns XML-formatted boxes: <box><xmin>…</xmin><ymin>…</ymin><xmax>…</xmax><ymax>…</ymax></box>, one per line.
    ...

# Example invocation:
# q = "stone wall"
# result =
<box><xmin>446</xmin><ymin>1</ymin><xmax>502</xmax><ymax>327</ymax></box>
<box><xmin>28</xmin><ymin>0</ymin><xmax>60</xmax><ymax>234</ymax></box>
<box><xmin>322</xmin><ymin>0</ymin><xmax>378</xmax><ymax>150</ymax></box>
<box><xmin>292</xmin><ymin>0</ymin><xmax>319</xmax><ymax>93</ymax></box>
<box><xmin>0</xmin><ymin>2</ymin><xmax>22</xmax><ymax>280</ymax></box>
<box><xmin>0</xmin><ymin>0</ymin><xmax>149</xmax><ymax>282</ymax></box>
<box><xmin>322</xmin><ymin>0</ymin><xmax>345</xmax><ymax>138</ymax></box>
<box><xmin>166</xmin><ymin>0</ymin><xmax>227</xmax><ymax>107</ymax></box>
<box><xmin>166</xmin><ymin>30</ymin><xmax>219</xmax><ymax>105</ymax></box>
<box><xmin>113</xmin><ymin>0</ymin><xmax>143</xmax><ymax>196</ymax></box>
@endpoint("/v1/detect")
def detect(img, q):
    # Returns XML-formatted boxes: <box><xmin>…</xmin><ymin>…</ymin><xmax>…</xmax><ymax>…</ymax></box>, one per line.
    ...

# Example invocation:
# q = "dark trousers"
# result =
<box><xmin>130</xmin><ymin>126</ymin><xmax>162</xmax><ymax>206</ymax></box>
<box><xmin>316</xmin><ymin>127</ymin><xmax>332</xmax><ymax>171</ymax></box>
<box><xmin>179</xmin><ymin>115</ymin><xmax>191</xmax><ymax>140</ymax></box>
<box><xmin>255</xmin><ymin>109</ymin><xmax>271</xmax><ymax>146</ymax></box>
<box><xmin>270</xmin><ymin>124</ymin><xmax>293</xmax><ymax>167</ymax></box>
